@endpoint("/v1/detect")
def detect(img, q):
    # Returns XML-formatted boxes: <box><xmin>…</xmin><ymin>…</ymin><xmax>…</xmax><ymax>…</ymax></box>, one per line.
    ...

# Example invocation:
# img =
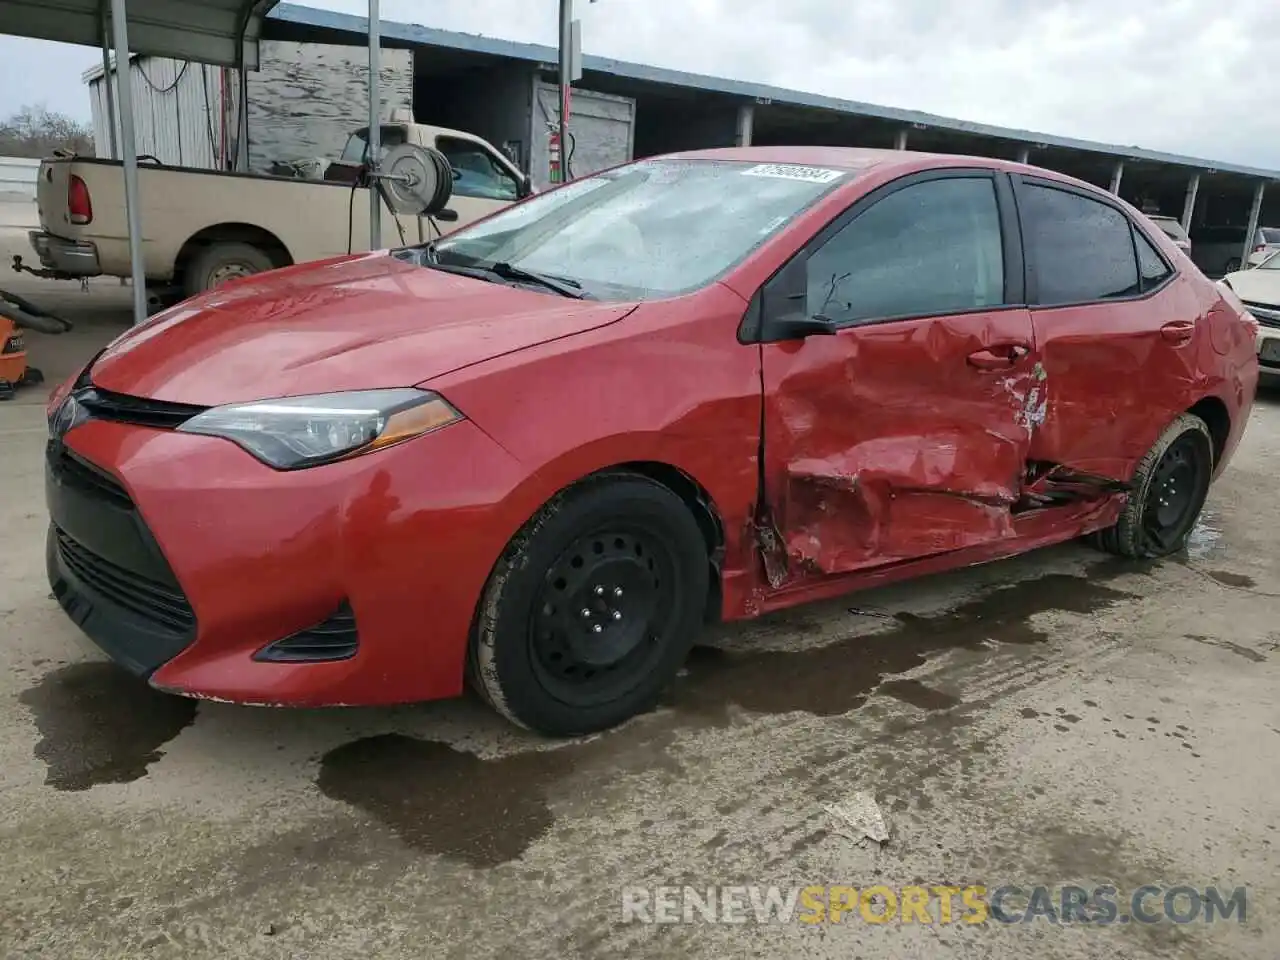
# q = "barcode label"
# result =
<box><xmin>741</xmin><ymin>163</ymin><xmax>845</xmax><ymax>184</ymax></box>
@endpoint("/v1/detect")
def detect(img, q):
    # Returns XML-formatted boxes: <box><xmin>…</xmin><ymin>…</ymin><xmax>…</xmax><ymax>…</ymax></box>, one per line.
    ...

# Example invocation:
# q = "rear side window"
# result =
<box><xmin>1021</xmin><ymin>184</ymin><xmax>1139</xmax><ymax>305</ymax></box>
<box><xmin>1134</xmin><ymin>230</ymin><xmax>1173</xmax><ymax>290</ymax></box>
<box><xmin>805</xmin><ymin>176</ymin><xmax>1005</xmax><ymax>325</ymax></box>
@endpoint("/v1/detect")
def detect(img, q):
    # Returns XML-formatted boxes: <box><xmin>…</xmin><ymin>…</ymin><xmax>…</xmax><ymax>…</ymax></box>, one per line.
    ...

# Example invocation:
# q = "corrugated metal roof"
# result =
<box><xmin>1</xmin><ymin>0</ymin><xmax>279</xmax><ymax>69</ymax></box>
<box><xmin>269</xmin><ymin>1</ymin><xmax>1280</xmax><ymax>181</ymax></box>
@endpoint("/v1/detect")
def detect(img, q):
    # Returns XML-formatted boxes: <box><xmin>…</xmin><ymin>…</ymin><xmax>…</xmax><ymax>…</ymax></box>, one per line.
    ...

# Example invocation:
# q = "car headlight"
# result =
<box><xmin>176</xmin><ymin>388</ymin><xmax>463</xmax><ymax>470</ymax></box>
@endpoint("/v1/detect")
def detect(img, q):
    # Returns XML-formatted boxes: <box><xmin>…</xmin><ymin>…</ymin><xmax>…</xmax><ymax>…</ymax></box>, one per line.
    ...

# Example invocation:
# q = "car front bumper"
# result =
<box><xmin>28</xmin><ymin>230</ymin><xmax>101</xmax><ymax>277</ymax></box>
<box><xmin>46</xmin><ymin>414</ymin><xmax>528</xmax><ymax>707</ymax></box>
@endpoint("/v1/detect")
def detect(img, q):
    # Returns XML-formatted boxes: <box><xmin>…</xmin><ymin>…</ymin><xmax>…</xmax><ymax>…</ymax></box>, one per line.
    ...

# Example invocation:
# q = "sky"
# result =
<box><xmin>0</xmin><ymin>0</ymin><xmax>1275</xmax><ymax>169</ymax></box>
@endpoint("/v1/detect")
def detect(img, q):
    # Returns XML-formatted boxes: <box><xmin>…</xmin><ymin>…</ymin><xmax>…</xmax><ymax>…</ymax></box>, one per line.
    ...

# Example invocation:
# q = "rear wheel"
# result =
<box><xmin>183</xmin><ymin>242</ymin><xmax>274</xmax><ymax>297</ymax></box>
<box><xmin>1092</xmin><ymin>413</ymin><xmax>1214</xmax><ymax>558</ymax></box>
<box><xmin>468</xmin><ymin>473</ymin><xmax>709</xmax><ymax>736</ymax></box>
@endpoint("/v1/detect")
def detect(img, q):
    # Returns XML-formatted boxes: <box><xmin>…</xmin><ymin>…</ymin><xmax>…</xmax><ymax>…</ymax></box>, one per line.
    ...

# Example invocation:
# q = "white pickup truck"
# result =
<box><xmin>22</xmin><ymin>119</ymin><xmax>531</xmax><ymax>301</ymax></box>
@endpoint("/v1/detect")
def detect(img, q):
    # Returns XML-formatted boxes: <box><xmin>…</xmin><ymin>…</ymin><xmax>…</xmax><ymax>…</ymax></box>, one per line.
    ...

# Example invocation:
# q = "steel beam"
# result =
<box><xmin>1180</xmin><ymin>174</ymin><xmax>1199</xmax><ymax>232</ymax></box>
<box><xmin>1241</xmin><ymin>181</ymin><xmax>1266</xmax><ymax>271</ymax></box>
<box><xmin>98</xmin><ymin>2</ymin><xmax>117</xmax><ymax>159</ymax></box>
<box><xmin>108</xmin><ymin>0</ymin><xmax>147</xmax><ymax>324</ymax></box>
<box><xmin>735</xmin><ymin>103</ymin><xmax>754</xmax><ymax>147</ymax></box>
<box><xmin>367</xmin><ymin>0</ymin><xmax>381</xmax><ymax>248</ymax></box>
<box><xmin>1109</xmin><ymin>160</ymin><xmax>1124</xmax><ymax>195</ymax></box>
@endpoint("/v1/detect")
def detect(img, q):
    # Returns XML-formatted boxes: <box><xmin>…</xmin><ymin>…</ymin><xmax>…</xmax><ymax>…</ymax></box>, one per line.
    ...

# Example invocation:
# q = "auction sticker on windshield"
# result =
<box><xmin>741</xmin><ymin>163</ymin><xmax>845</xmax><ymax>183</ymax></box>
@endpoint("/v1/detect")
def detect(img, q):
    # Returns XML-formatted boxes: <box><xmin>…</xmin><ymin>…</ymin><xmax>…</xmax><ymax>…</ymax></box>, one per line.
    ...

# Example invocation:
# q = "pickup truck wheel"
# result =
<box><xmin>184</xmin><ymin>242</ymin><xmax>274</xmax><ymax>296</ymax></box>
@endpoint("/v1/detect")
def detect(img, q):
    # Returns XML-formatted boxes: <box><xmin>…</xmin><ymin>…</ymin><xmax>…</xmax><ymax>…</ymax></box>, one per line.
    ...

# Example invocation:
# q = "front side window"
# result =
<box><xmin>427</xmin><ymin>158</ymin><xmax>860</xmax><ymax>300</ymax></box>
<box><xmin>804</xmin><ymin>176</ymin><xmax>1005</xmax><ymax>325</ymax></box>
<box><xmin>1022</xmin><ymin>184</ymin><xmax>1139</xmax><ymax>305</ymax></box>
<box><xmin>435</xmin><ymin>137</ymin><xmax>520</xmax><ymax>201</ymax></box>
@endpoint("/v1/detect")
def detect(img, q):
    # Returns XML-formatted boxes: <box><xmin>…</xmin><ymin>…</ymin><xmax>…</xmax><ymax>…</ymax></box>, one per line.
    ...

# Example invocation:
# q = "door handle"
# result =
<box><xmin>1160</xmin><ymin>320</ymin><xmax>1196</xmax><ymax>344</ymax></box>
<box><xmin>967</xmin><ymin>343</ymin><xmax>1030</xmax><ymax>371</ymax></box>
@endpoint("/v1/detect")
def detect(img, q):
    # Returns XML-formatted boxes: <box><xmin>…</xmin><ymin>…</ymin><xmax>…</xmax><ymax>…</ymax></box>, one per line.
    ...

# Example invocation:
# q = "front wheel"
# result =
<box><xmin>1092</xmin><ymin>413</ymin><xmax>1214</xmax><ymax>558</ymax></box>
<box><xmin>468</xmin><ymin>473</ymin><xmax>709</xmax><ymax>736</ymax></box>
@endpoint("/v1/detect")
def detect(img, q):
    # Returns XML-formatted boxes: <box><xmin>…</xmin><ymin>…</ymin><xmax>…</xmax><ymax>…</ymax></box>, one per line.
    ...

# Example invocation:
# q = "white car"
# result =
<box><xmin>1247</xmin><ymin>227</ymin><xmax>1280</xmax><ymax>267</ymax></box>
<box><xmin>1221</xmin><ymin>250</ymin><xmax>1280</xmax><ymax>385</ymax></box>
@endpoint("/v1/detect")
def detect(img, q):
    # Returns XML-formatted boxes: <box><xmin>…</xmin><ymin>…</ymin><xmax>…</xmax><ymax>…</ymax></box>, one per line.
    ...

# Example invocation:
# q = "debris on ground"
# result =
<box><xmin>825</xmin><ymin>792</ymin><xmax>890</xmax><ymax>847</ymax></box>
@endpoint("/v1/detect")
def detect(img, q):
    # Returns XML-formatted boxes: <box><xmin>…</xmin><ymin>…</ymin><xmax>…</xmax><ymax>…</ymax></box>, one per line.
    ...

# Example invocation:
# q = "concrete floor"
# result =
<box><xmin>2</xmin><ymin>230</ymin><xmax>1278</xmax><ymax>958</ymax></box>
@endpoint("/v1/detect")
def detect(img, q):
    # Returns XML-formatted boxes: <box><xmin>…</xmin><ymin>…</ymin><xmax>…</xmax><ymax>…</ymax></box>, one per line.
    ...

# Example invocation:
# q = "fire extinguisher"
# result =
<box><xmin>548</xmin><ymin>130</ymin><xmax>562</xmax><ymax>184</ymax></box>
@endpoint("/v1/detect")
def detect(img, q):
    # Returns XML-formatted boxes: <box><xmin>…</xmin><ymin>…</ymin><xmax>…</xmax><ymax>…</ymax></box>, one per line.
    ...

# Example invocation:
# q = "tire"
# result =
<box><xmin>183</xmin><ymin>242</ymin><xmax>275</xmax><ymax>297</ymax></box>
<box><xmin>468</xmin><ymin>472</ymin><xmax>709</xmax><ymax>736</ymax></box>
<box><xmin>1091</xmin><ymin>413</ymin><xmax>1214</xmax><ymax>558</ymax></box>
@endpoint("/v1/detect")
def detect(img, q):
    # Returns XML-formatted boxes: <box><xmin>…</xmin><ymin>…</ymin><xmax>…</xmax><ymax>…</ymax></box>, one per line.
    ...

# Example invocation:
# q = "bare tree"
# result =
<box><xmin>0</xmin><ymin>104</ymin><xmax>94</xmax><ymax>159</ymax></box>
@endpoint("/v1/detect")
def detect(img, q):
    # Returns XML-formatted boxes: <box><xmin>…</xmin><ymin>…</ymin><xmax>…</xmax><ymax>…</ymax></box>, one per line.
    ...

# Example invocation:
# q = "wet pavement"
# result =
<box><xmin>2</xmin><ymin>288</ymin><xmax>1279</xmax><ymax>958</ymax></box>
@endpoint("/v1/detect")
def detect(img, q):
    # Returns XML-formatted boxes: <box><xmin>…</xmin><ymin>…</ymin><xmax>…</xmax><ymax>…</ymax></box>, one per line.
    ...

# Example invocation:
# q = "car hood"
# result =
<box><xmin>89</xmin><ymin>252</ymin><xmax>637</xmax><ymax>406</ymax></box>
<box><xmin>1222</xmin><ymin>268</ymin><xmax>1280</xmax><ymax>306</ymax></box>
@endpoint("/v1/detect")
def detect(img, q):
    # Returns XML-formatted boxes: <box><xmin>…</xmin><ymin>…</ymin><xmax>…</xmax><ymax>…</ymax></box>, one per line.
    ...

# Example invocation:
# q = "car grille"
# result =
<box><xmin>53</xmin><ymin>447</ymin><xmax>132</xmax><ymax>508</ymax></box>
<box><xmin>255</xmin><ymin>602</ymin><xmax>360</xmax><ymax>662</ymax></box>
<box><xmin>54</xmin><ymin>527</ymin><xmax>196</xmax><ymax>633</ymax></box>
<box><xmin>1243</xmin><ymin>301</ymin><xmax>1280</xmax><ymax>328</ymax></box>
<box><xmin>75</xmin><ymin>384</ymin><xmax>207</xmax><ymax>429</ymax></box>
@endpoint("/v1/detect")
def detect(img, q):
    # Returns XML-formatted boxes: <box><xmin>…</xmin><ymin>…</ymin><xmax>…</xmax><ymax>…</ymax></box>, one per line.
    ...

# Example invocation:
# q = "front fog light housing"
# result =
<box><xmin>176</xmin><ymin>388</ymin><xmax>463</xmax><ymax>469</ymax></box>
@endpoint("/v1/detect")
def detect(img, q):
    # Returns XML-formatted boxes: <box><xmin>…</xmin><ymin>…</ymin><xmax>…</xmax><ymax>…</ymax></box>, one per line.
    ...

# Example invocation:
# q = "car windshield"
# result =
<box><xmin>1258</xmin><ymin>249</ymin><xmax>1280</xmax><ymax>269</ymax></box>
<box><xmin>1261</xmin><ymin>228</ymin><xmax>1280</xmax><ymax>244</ymax></box>
<box><xmin>422</xmin><ymin>158</ymin><xmax>856</xmax><ymax>300</ymax></box>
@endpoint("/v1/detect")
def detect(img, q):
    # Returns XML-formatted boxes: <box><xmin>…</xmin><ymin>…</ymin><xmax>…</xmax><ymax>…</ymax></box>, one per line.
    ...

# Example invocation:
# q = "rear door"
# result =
<box><xmin>1013</xmin><ymin>175</ymin><xmax>1195</xmax><ymax>480</ymax></box>
<box><xmin>761</xmin><ymin>169</ymin><xmax>1041</xmax><ymax>577</ymax></box>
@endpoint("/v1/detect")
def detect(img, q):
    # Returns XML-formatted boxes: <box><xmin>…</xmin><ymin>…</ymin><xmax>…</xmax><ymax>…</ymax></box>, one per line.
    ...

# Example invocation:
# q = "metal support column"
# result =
<box><xmin>367</xmin><ymin>0</ymin><xmax>382</xmax><ymax>248</ymax></box>
<box><xmin>735</xmin><ymin>103</ymin><xmax>754</xmax><ymax>147</ymax></box>
<box><xmin>894</xmin><ymin>129</ymin><xmax>908</xmax><ymax>150</ymax></box>
<box><xmin>1241</xmin><ymin>181</ymin><xmax>1266</xmax><ymax>271</ymax></box>
<box><xmin>1180</xmin><ymin>174</ymin><xmax>1200</xmax><ymax>233</ymax></box>
<box><xmin>558</xmin><ymin>0</ymin><xmax>573</xmax><ymax>181</ymax></box>
<box><xmin>107</xmin><ymin>0</ymin><xmax>147</xmax><ymax>324</ymax></box>
<box><xmin>98</xmin><ymin>2</ymin><xmax>118</xmax><ymax>159</ymax></box>
<box><xmin>1109</xmin><ymin>161</ymin><xmax>1124</xmax><ymax>195</ymax></box>
<box><xmin>1017</xmin><ymin>146</ymin><xmax>1031</xmax><ymax>164</ymax></box>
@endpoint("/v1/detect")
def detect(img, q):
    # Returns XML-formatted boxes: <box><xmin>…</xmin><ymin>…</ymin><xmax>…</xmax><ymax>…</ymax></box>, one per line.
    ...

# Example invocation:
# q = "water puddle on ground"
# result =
<box><xmin>317</xmin><ymin>564</ymin><xmax>1137</xmax><ymax>865</ymax></box>
<box><xmin>19</xmin><ymin>662</ymin><xmax>197</xmax><ymax>791</ymax></box>
<box><xmin>1186</xmin><ymin>508</ymin><xmax>1224</xmax><ymax>560</ymax></box>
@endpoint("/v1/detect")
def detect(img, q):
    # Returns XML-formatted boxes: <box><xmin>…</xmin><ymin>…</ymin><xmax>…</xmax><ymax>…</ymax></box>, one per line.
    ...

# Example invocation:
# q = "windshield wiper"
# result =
<box><xmin>489</xmin><ymin>261</ymin><xmax>586</xmax><ymax>299</ymax></box>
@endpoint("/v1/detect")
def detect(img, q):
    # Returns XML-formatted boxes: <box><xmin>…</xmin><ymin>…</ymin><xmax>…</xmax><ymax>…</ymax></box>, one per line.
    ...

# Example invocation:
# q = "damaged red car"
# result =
<box><xmin>45</xmin><ymin>147</ymin><xmax>1258</xmax><ymax>735</ymax></box>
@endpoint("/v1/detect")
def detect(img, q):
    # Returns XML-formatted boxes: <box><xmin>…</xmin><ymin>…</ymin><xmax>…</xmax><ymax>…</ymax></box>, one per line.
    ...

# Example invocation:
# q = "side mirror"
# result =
<box><xmin>758</xmin><ymin>256</ymin><xmax>835</xmax><ymax>342</ymax></box>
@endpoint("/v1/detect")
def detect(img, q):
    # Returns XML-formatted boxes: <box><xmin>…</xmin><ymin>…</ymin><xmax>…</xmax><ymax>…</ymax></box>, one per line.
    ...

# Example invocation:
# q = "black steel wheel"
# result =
<box><xmin>469</xmin><ymin>472</ymin><xmax>709</xmax><ymax>736</ymax></box>
<box><xmin>1091</xmin><ymin>412</ymin><xmax>1214</xmax><ymax>558</ymax></box>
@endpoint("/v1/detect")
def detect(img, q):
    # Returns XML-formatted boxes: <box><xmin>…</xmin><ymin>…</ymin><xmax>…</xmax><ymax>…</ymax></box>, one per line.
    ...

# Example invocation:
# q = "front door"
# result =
<box><xmin>760</xmin><ymin>170</ymin><xmax>1042</xmax><ymax>579</ymax></box>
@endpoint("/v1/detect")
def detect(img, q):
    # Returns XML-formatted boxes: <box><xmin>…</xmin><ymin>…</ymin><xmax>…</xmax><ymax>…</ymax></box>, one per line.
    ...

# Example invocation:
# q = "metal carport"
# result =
<box><xmin>0</xmin><ymin>0</ymin><xmax>285</xmax><ymax>322</ymax></box>
<box><xmin>0</xmin><ymin>0</ymin><xmax>405</xmax><ymax>325</ymax></box>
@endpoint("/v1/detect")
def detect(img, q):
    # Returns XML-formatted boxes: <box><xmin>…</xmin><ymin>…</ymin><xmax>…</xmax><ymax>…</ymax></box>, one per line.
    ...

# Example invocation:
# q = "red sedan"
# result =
<box><xmin>45</xmin><ymin>147</ymin><xmax>1258</xmax><ymax>735</ymax></box>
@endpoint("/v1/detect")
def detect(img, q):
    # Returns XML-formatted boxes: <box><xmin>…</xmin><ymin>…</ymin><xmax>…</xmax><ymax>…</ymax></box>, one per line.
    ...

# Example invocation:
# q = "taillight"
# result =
<box><xmin>1254</xmin><ymin>244</ymin><xmax>1266</xmax><ymax>253</ymax></box>
<box><xmin>68</xmin><ymin>175</ymin><xmax>92</xmax><ymax>225</ymax></box>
